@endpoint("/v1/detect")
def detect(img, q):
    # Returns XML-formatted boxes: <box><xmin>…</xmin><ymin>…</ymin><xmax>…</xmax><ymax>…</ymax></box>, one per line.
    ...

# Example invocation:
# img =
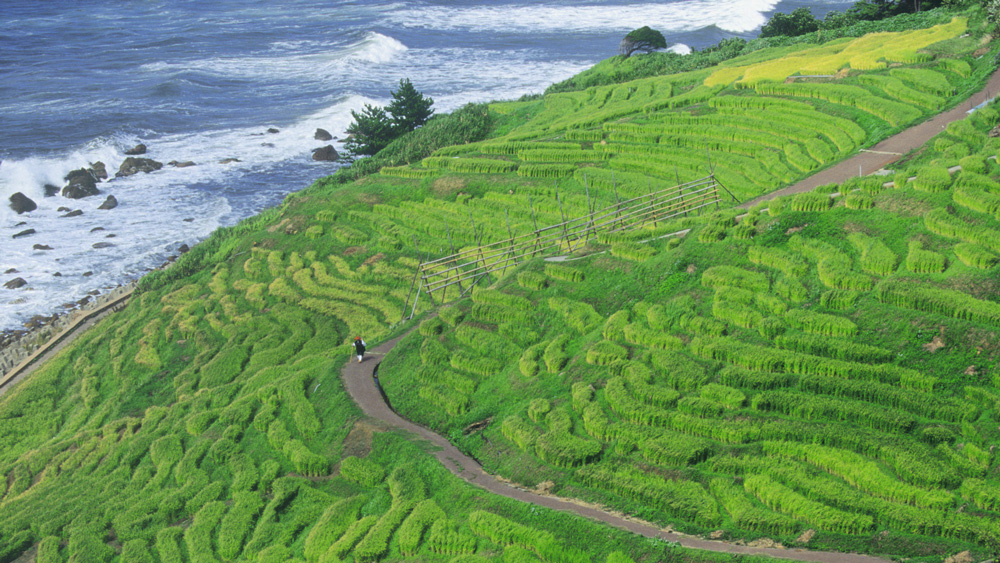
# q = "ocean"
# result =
<box><xmin>0</xmin><ymin>0</ymin><xmax>852</xmax><ymax>334</ymax></box>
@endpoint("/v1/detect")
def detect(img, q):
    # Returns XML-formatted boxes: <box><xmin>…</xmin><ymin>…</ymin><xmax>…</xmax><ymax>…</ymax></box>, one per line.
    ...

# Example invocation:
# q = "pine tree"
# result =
<box><xmin>344</xmin><ymin>104</ymin><xmax>393</xmax><ymax>156</ymax></box>
<box><xmin>387</xmin><ymin>78</ymin><xmax>434</xmax><ymax>134</ymax></box>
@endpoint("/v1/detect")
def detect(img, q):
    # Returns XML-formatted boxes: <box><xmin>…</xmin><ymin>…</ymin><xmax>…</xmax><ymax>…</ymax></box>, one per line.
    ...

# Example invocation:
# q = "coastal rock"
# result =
<box><xmin>267</xmin><ymin>127</ymin><xmax>279</xmax><ymax>134</ymax></box>
<box><xmin>93</xmin><ymin>242</ymin><xmax>114</xmax><ymax>249</ymax></box>
<box><xmin>43</xmin><ymin>184</ymin><xmax>60</xmax><ymax>197</ymax></box>
<box><xmin>4</xmin><ymin>268</ymin><xmax>17</xmax><ymax>274</ymax></box>
<box><xmin>178</xmin><ymin>243</ymin><xmax>190</xmax><ymax>253</ymax></box>
<box><xmin>314</xmin><ymin>128</ymin><xmax>333</xmax><ymax>141</ymax></box>
<box><xmin>91</xmin><ymin>161</ymin><xmax>108</xmax><ymax>180</ymax></box>
<box><xmin>116</xmin><ymin>157</ymin><xmax>163</xmax><ymax>177</ymax></box>
<box><xmin>13</xmin><ymin>229</ymin><xmax>35</xmax><ymax>239</ymax></box>
<box><xmin>62</xmin><ymin>168</ymin><xmax>100</xmax><ymax>198</ymax></box>
<box><xmin>219</xmin><ymin>158</ymin><xmax>241</xmax><ymax>164</ymax></box>
<box><xmin>33</xmin><ymin>244</ymin><xmax>53</xmax><ymax>251</ymax></box>
<box><xmin>9</xmin><ymin>192</ymin><xmax>37</xmax><ymax>214</ymax></box>
<box><xmin>312</xmin><ymin>145</ymin><xmax>339</xmax><ymax>162</ymax></box>
<box><xmin>82</xmin><ymin>271</ymin><xmax>93</xmax><ymax>277</ymax></box>
<box><xmin>168</xmin><ymin>160</ymin><xmax>196</xmax><ymax>168</ymax></box>
<box><xmin>261</xmin><ymin>142</ymin><xmax>275</xmax><ymax>148</ymax></box>
<box><xmin>60</xmin><ymin>209</ymin><xmax>83</xmax><ymax>218</ymax></box>
<box><xmin>98</xmin><ymin>195</ymin><xmax>118</xmax><ymax>210</ymax></box>
<box><xmin>52</xmin><ymin>272</ymin><xmax>61</xmax><ymax>277</ymax></box>
<box><xmin>124</xmin><ymin>143</ymin><xmax>147</xmax><ymax>155</ymax></box>
<box><xmin>90</xmin><ymin>227</ymin><xmax>105</xmax><ymax>232</ymax></box>
<box><xmin>4</xmin><ymin>278</ymin><xmax>27</xmax><ymax>290</ymax></box>
<box><xmin>14</xmin><ymin>221</ymin><xmax>26</xmax><ymax>227</ymax></box>
<box><xmin>57</xmin><ymin>207</ymin><xmax>70</xmax><ymax>212</ymax></box>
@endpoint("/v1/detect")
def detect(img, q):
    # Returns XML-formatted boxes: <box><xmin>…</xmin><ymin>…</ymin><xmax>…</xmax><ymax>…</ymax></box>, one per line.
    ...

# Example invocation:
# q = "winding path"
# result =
<box><xmin>341</xmin><ymin>336</ymin><xmax>893</xmax><ymax>563</ymax></box>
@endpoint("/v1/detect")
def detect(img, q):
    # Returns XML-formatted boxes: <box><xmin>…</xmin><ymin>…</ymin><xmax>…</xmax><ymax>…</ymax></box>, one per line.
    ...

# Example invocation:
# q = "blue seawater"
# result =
<box><xmin>0</xmin><ymin>0</ymin><xmax>851</xmax><ymax>332</ymax></box>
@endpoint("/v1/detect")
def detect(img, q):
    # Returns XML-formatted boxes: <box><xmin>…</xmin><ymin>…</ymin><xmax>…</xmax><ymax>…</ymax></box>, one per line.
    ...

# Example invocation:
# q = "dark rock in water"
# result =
<box><xmin>87</xmin><ymin>290</ymin><xmax>100</xmax><ymax>296</ymax></box>
<box><xmin>267</xmin><ymin>127</ymin><xmax>279</xmax><ymax>134</ymax></box>
<box><xmin>168</xmin><ymin>160</ymin><xmax>196</xmax><ymax>168</ymax></box>
<box><xmin>61</xmin><ymin>209</ymin><xmax>83</xmax><ymax>218</ymax></box>
<box><xmin>314</xmin><ymin>128</ymin><xmax>333</xmax><ymax>141</ymax></box>
<box><xmin>24</xmin><ymin>315</ymin><xmax>54</xmax><ymax>329</ymax></box>
<box><xmin>12</xmin><ymin>229</ymin><xmax>35</xmax><ymax>239</ymax></box>
<box><xmin>4</xmin><ymin>268</ymin><xmax>17</xmax><ymax>274</ymax></box>
<box><xmin>167</xmin><ymin>255</ymin><xmax>177</xmax><ymax>262</ymax></box>
<box><xmin>33</xmin><ymin>244</ymin><xmax>53</xmax><ymax>250</ymax></box>
<box><xmin>98</xmin><ymin>195</ymin><xmax>118</xmax><ymax>210</ymax></box>
<box><xmin>82</xmin><ymin>271</ymin><xmax>93</xmax><ymax>277</ymax></box>
<box><xmin>4</xmin><ymin>278</ymin><xmax>27</xmax><ymax>290</ymax></box>
<box><xmin>14</xmin><ymin>221</ymin><xmax>26</xmax><ymax>227</ymax></box>
<box><xmin>43</xmin><ymin>184</ymin><xmax>60</xmax><ymax>197</ymax></box>
<box><xmin>91</xmin><ymin>161</ymin><xmax>108</xmax><ymax>180</ymax></box>
<box><xmin>92</xmin><ymin>242</ymin><xmax>114</xmax><ymax>249</ymax></box>
<box><xmin>124</xmin><ymin>143</ymin><xmax>147</xmax><ymax>155</ymax></box>
<box><xmin>260</xmin><ymin>142</ymin><xmax>275</xmax><ymax>148</ymax></box>
<box><xmin>90</xmin><ymin>227</ymin><xmax>105</xmax><ymax>232</ymax></box>
<box><xmin>116</xmin><ymin>157</ymin><xmax>162</xmax><ymax>177</ymax></box>
<box><xmin>9</xmin><ymin>192</ymin><xmax>37</xmax><ymax>214</ymax></box>
<box><xmin>183</xmin><ymin>218</ymin><xmax>194</xmax><ymax>222</ymax></box>
<box><xmin>219</xmin><ymin>158</ymin><xmax>241</xmax><ymax>164</ymax></box>
<box><xmin>53</xmin><ymin>272</ymin><xmax>62</xmax><ymax>277</ymax></box>
<box><xmin>178</xmin><ymin>243</ymin><xmax>190</xmax><ymax>253</ymax></box>
<box><xmin>63</xmin><ymin>168</ymin><xmax>100</xmax><ymax>198</ymax></box>
<box><xmin>105</xmin><ymin>234</ymin><xmax>116</xmax><ymax>238</ymax></box>
<box><xmin>312</xmin><ymin>145</ymin><xmax>339</xmax><ymax>162</ymax></box>
<box><xmin>57</xmin><ymin>207</ymin><xmax>70</xmax><ymax>212</ymax></box>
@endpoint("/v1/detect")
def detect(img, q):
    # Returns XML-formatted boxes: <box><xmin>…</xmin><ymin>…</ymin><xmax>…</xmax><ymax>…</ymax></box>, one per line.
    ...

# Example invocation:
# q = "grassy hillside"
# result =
<box><xmin>0</xmin><ymin>4</ymin><xmax>997</xmax><ymax>563</ymax></box>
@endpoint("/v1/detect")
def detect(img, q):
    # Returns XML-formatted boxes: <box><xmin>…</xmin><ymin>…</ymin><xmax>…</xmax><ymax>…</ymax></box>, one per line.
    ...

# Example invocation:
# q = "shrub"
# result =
<box><xmin>784</xmin><ymin>309</ymin><xmax>857</xmax><ymax>338</ymax></box>
<box><xmin>528</xmin><ymin>398</ymin><xmax>551</xmax><ymax>423</ymax></box>
<box><xmin>545</xmin><ymin>264</ymin><xmax>585</xmax><ymax>282</ymax></box>
<box><xmin>743</xmin><ymin>474</ymin><xmax>873</xmax><ymax>535</ymax></box>
<box><xmin>576</xmin><ymin>465</ymin><xmax>720</xmax><ymax>526</ymax></box>
<box><xmin>439</xmin><ymin>306</ymin><xmax>465</xmax><ymax>326</ymax></box>
<box><xmin>427</xmin><ymin>519</ymin><xmax>477</xmax><ymax>555</ymax></box>
<box><xmin>587</xmin><ymin>340</ymin><xmax>628</xmax><ymax>365</ymax></box>
<box><xmin>339</xmin><ymin>456</ymin><xmax>385</xmax><ymax>487</ymax></box>
<box><xmin>790</xmin><ymin>191</ymin><xmax>832</xmax><ymax>212</ymax></box>
<box><xmin>913</xmin><ymin>166</ymin><xmax>952</xmax><ymax>193</ymax></box>
<box><xmin>953</xmin><ymin>243</ymin><xmax>998</xmax><ymax>269</ymax></box>
<box><xmin>548</xmin><ymin>297</ymin><xmax>601</xmax><ymax>333</ymax></box>
<box><xmin>848</xmin><ymin>233</ymin><xmax>896</xmax><ymax>276</ymax></box>
<box><xmin>701</xmin><ymin>265</ymin><xmax>769</xmax><ymax>293</ymax></box>
<box><xmin>876</xmin><ymin>279</ymin><xmax>1000</xmax><ymax>328</ymax></box>
<box><xmin>640</xmin><ymin>432</ymin><xmax>713</xmax><ymax>466</ymax></box>
<box><xmin>517</xmin><ymin>271</ymin><xmax>548</xmax><ymax>290</ymax></box>
<box><xmin>544</xmin><ymin>334</ymin><xmax>571</xmax><ymax>373</ymax></box>
<box><xmin>905</xmin><ymin>241</ymin><xmax>946</xmax><ymax>274</ymax></box>
<box><xmin>844</xmin><ymin>191</ymin><xmax>875</xmax><ymax>210</ymax></box>
<box><xmin>397</xmin><ymin>500</ymin><xmax>446</xmax><ymax>556</ymax></box>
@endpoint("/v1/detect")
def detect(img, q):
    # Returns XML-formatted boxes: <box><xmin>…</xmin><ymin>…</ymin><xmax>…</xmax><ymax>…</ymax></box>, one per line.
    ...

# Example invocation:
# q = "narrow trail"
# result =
<box><xmin>341</xmin><ymin>337</ymin><xmax>893</xmax><ymax>563</ymax></box>
<box><xmin>741</xmin><ymin>66</ymin><xmax>1000</xmax><ymax>209</ymax></box>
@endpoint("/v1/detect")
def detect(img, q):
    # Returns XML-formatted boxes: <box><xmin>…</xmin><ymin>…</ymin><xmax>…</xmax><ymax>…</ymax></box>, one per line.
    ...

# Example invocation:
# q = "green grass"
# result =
<box><xmin>0</xmin><ymin>5</ymin><xmax>997</xmax><ymax>563</ymax></box>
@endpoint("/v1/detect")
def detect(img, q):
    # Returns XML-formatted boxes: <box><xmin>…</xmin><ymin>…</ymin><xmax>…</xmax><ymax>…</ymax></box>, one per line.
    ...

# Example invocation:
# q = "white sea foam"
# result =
<box><xmin>668</xmin><ymin>43</ymin><xmax>692</xmax><ymax>55</ymax></box>
<box><xmin>140</xmin><ymin>32</ymin><xmax>408</xmax><ymax>82</ymax></box>
<box><xmin>0</xmin><ymin>95</ymin><xmax>378</xmax><ymax>331</ymax></box>
<box><xmin>385</xmin><ymin>1</ymin><xmax>782</xmax><ymax>34</ymax></box>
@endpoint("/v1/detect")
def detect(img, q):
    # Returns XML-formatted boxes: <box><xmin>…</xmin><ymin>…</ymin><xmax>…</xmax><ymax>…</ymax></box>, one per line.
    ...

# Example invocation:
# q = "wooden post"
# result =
<box><xmin>529</xmin><ymin>197</ymin><xmax>541</xmax><ymax>257</ymax></box>
<box><xmin>556</xmin><ymin>188</ymin><xmax>573</xmax><ymax>252</ymax></box>
<box><xmin>584</xmin><ymin>177</ymin><xmax>594</xmax><ymax>244</ymax></box>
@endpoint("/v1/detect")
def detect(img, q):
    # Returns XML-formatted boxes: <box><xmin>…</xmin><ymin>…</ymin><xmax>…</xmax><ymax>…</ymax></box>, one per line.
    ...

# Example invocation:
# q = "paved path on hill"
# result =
<box><xmin>740</xmin><ymin>66</ymin><xmax>1000</xmax><ymax>209</ymax></box>
<box><xmin>341</xmin><ymin>336</ymin><xmax>894</xmax><ymax>563</ymax></box>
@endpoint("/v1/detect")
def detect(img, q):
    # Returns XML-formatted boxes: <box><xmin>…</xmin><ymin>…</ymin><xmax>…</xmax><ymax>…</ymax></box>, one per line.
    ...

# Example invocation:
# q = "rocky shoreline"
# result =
<box><xmin>0</xmin><ymin>282</ymin><xmax>135</xmax><ymax>378</ymax></box>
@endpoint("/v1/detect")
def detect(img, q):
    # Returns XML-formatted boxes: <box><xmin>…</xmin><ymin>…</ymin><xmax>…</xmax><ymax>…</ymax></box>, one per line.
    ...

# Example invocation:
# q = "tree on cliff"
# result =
<box><xmin>760</xmin><ymin>7</ymin><xmax>819</xmax><ymax>38</ymax></box>
<box><xmin>345</xmin><ymin>79</ymin><xmax>435</xmax><ymax>157</ymax></box>
<box><xmin>344</xmin><ymin>104</ymin><xmax>394</xmax><ymax>156</ymax></box>
<box><xmin>619</xmin><ymin>26</ymin><xmax>666</xmax><ymax>58</ymax></box>
<box><xmin>387</xmin><ymin>78</ymin><xmax>434</xmax><ymax>133</ymax></box>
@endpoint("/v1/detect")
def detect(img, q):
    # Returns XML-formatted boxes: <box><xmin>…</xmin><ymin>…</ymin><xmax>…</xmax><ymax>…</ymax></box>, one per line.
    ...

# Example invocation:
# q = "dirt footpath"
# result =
<box><xmin>342</xmin><ymin>338</ymin><xmax>894</xmax><ymax>563</ymax></box>
<box><xmin>741</xmin><ymin>66</ymin><xmax>1000</xmax><ymax>209</ymax></box>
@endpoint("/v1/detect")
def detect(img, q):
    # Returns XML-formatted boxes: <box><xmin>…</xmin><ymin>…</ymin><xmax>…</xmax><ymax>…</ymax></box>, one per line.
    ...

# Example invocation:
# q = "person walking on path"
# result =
<box><xmin>353</xmin><ymin>336</ymin><xmax>367</xmax><ymax>363</ymax></box>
